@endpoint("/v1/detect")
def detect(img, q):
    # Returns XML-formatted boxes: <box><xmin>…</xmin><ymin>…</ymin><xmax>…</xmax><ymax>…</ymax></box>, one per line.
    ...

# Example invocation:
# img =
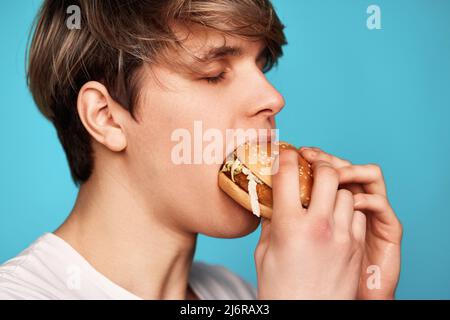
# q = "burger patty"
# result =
<box><xmin>223</xmin><ymin>170</ymin><xmax>273</xmax><ymax>208</ymax></box>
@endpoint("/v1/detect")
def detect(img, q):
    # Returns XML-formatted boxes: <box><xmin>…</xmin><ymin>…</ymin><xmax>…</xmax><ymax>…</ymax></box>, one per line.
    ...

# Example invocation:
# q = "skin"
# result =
<box><xmin>54</xmin><ymin>24</ymin><xmax>401</xmax><ymax>300</ymax></box>
<box><xmin>298</xmin><ymin>147</ymin><xmax>402</xmax><ymax>299</ymax></box>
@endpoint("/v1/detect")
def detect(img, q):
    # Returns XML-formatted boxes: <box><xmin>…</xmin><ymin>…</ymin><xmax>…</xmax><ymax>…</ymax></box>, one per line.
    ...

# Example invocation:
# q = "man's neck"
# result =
<box><xmin>55</xmin><ymin>168</ymin><xmax>198</xmax><ymax>299</ymax></box>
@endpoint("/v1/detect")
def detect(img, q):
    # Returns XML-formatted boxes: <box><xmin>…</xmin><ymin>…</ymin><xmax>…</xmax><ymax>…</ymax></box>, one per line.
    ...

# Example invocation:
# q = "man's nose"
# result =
<box><xmin>246</xmin><ymin>72</ymin><xmax>285</xmax><ymax>119</ymax></box>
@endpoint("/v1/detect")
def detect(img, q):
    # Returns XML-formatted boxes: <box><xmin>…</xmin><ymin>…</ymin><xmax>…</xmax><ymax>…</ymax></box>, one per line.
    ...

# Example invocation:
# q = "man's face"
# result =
<box><xmin>124</xmin><ymin>25</ymin><xmax>285</xmax><ymax>238</ymax></box>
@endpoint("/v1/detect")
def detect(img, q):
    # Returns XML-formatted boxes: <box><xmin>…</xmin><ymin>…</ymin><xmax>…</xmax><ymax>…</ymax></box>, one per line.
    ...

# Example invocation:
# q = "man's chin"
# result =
<box><xmin>203</xmin><ymin>196</ymin><xmax>261</xmax><ymax>239</ymax></box>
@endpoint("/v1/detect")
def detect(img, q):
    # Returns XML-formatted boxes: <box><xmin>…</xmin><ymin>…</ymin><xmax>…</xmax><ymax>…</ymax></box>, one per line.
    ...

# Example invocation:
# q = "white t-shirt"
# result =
<box><xmin>0</xmin><ymin>233</ymin><xmax>257</xmax><ymax>300</ymax></box>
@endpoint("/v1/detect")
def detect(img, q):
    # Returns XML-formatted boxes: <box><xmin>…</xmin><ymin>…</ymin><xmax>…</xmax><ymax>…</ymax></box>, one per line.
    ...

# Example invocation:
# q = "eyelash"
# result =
<box><xmin>204</xmin><ymin>71</ymin><xmax>227</xmax><ymax>84</ymax></box>
<box><xmin>201</xmin><ymin>55</ymin><xmax>267</xmax><ymax>85</ymax></box>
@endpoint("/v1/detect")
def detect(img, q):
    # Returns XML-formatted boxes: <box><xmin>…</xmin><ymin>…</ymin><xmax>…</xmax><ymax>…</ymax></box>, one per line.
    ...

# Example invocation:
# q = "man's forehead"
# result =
<box><xmin>171</xmin><ymin>22</ymin><xmax>264</xmax><ymax>62</ymax></box>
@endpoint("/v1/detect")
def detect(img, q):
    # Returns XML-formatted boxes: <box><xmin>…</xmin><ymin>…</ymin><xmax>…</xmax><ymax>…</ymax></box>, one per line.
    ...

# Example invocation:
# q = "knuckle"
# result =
<box><xmin>341</xmin><ymin>158</ymin><xmax>352</xmax><ymax>166</ymax></box>
<box><xmin>278</xmin><ymin>150</ymin><xmax>298</xmax><ymax>173</ymax></box>
<box><xmin>315</xmin><ymin>164</ymin><xmax>339</xmax><ymax>182</ymax></box>
<box><xmin>306</xmin><ymin>217</ymin><xmax>333</xmax><ymax>242</ymax></box>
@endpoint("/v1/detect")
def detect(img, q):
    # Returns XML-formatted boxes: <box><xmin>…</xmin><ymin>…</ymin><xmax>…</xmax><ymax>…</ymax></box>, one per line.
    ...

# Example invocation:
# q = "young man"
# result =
<box><xmin>0</xmin><ymin>0</ymin><xmax>402</xmax><ymax>299</ymax></box>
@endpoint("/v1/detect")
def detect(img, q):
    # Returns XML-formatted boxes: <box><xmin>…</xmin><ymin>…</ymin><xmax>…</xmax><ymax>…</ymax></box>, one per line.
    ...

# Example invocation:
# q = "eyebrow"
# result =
<box><xmin>197</xmin><ymin>44</ymin><xmax>269</xmax><ymax>65</ymax></box>
<box><xmin>199</xmin><ymin>45</ymin><xmax>243</xmax><ymax>62</ymax></box>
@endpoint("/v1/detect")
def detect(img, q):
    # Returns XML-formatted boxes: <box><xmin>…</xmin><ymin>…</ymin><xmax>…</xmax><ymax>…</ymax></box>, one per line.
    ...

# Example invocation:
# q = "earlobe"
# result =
<box><xmin>104</xmin><ymin>127</ymin><xmax>127</xmax><ymax>152</ymax></box>
<box><xmin>77</xmin><ymin>81</ymin><xmax>127</xmax><ymax>152</ymax></box>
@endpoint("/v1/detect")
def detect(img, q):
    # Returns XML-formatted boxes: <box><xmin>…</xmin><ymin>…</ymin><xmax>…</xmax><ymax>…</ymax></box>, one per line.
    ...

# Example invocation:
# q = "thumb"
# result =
<box><xmin>272</xmin><ymin>149</ymin><xmax>302</xmax><ymax>222</ymax></box>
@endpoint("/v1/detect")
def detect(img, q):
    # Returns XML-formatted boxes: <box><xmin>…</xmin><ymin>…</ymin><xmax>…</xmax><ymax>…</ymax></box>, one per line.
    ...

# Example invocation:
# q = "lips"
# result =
<box><xmin>222</xmin><ymin>127</ymin><xmax>277</xmax><ymax>164</ymax></box>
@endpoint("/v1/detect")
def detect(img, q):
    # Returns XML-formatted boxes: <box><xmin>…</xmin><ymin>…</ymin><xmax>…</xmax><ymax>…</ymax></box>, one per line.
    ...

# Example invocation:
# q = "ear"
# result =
<box><xmin>77</xmin><ymin>81</ymin><xmax>127</xmax><ymax>152</ymax></box>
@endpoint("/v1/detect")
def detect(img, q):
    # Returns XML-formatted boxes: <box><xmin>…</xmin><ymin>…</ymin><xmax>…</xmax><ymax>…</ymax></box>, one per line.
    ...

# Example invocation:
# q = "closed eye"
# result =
<box><xmin>203</xmin><ymin>71</ymin><xmax>227</xmax><ymax>84</ymax></box>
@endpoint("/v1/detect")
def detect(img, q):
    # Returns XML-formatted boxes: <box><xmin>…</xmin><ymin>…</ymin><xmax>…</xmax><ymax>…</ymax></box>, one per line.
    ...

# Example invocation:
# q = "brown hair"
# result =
<box><xmin>27</xmin><ymin>0</ymin><xmax>287</xmax><ymax>185</ymax></box>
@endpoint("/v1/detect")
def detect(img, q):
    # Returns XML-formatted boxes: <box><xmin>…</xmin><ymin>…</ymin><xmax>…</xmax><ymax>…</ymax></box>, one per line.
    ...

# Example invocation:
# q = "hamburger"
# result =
<box><xmin>218</xmin><ymin>141</ymin><xmax>313</xmax><ymax>219</ymax></box>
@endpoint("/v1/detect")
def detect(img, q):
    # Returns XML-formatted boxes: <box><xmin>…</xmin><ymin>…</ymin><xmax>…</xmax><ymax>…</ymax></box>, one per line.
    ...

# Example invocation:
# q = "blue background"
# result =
<box><xmin>1</xmin><ymin>0</ymin><xmax>449</xmax><ymax>299</ymax></box>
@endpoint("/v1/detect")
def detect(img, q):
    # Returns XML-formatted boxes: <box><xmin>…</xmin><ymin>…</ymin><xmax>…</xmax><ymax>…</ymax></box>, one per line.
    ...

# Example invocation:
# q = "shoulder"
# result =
<box><xmin>189</xmin><ymin>261</ymin><xmax>257</xmax><ymax>300</ymax></box>
<box><xmin>0</xmin><ymin>234</ymin><xmax>63</xmax><ymax>300</ymax></box>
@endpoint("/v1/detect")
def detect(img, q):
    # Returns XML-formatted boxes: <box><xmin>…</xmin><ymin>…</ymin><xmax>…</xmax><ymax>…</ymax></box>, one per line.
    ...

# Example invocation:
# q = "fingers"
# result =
<box><xmin>333</xmin><ymin>189</ymin><xmax>354</xmax><ymax>233</ymax></box>
<box><xmin>272</xmin><ymin>149</ymin><xmax>303</xmax><ymax>222</ymax></box>
<box><xmin>338</xmin><ymin>165</ymin><xmax>387</xmax><ymax>196</ymax></box>
<box><xmin>353</xmin><ymin>193</ymin><xmax>400</xmax><ymax>229</ymax></box>
<box><xmin>300</xmin><ymin>147</ymin><xmax>364</xmax><ymax>194</ymax></box>
<box><xmin>308</xmin><ymin>161</ymin><xmax>339</xmax><ymax>218</ymax></box>
<box><xmin>339</xmin><ymin>183</ymin><xmax>365</xmax><ymax>195</ymax></box>
<box><xmin>352</xmin><ymin>211</ymin><xmax>367</xmax><ymax>243</ymax></box>
<box><xmin>299</xmin><ymin>147</ymin><xmax>386</xmax><ymax>196</ymax></box>
<box><xmin>333</xmin><ymin>191</ymin><xmax>366</xmax><ymax>244</ymax></box>
<box><xmin>299</xmin><ymin>147</ymin><xmax>351</xmax><ymax>169</ymax></box>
